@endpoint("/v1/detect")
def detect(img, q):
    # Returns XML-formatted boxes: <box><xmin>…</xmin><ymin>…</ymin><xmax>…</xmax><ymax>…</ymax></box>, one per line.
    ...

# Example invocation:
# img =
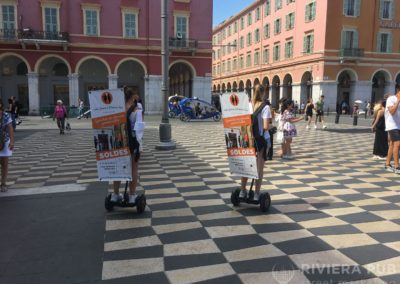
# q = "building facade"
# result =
<box><xmin>0</xmin><ymin>0</ymin><xmax>212</xmax><ymax>114</ymax></box>
<box><xmin>212</xmin><ymin>0</ymin><xmax>400</xmax><ymax>111</ymax></box>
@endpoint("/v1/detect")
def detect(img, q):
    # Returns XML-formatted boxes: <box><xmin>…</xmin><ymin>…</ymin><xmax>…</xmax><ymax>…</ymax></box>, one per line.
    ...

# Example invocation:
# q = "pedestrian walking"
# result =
<box><xmin>0</xmin><ymin>102</ymin><xmax>14</xmax><ymax>192</ymax></box>
<box><xmin>300</xmin><ymin>101</ymin><xmax>305</xmax><ymax>114</ymax></box>
<box><xmin>53</xmin><ymin>100</ymin><xmax>68</xmax><ymax>134</ymax></box>
<box><xmin>371</xmin><ymin>100</ymin><xmax>388</xmax><ymax>160</ymax></box>
<box><xmin>305</xmin><ymin>98</ymin><xmax>314</xmax><ymax>129</ymax></box>
<box><xmin>384</xmin><ymin>90</ymin><xmax>400</xmax><ymax>173</ymax></box>
<box><xmin>239</xmin><ymin>84</ymin><xmax>271</xmax><ymax>201</ymax></box>
<box><xmin>281</xmin><ymin>99</ymin><xmax>304</xmax><ymax>159</ymax></box>
<box><xmin>315</xmin><ymin>95</ymin><xmax>327</xmax><ymax>129</ymax></box>
<box><xmin>78</xmin><ymin>98</ymin><xmax>84</xmax><ymax>118</ymax></box>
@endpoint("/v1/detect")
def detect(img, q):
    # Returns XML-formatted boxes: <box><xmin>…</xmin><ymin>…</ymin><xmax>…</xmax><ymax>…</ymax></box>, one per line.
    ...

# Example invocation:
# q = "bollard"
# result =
<box><xmin>353</xmin><ymin>115</ymin><xmax>358</xmax><ymax>126</ymax></box>
<box><xmin>335</xmin><ymin>113</ymin><xmax>340</xmax><ymax>124</ymax></box>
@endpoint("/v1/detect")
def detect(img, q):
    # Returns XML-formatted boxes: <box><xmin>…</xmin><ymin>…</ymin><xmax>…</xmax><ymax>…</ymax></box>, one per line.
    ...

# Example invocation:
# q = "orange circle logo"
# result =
<box><xmin>101</xmin><ymin>92</ymin><xmax>113</xmax><ymax>105</ymax></box>
<box><xmin>230</xmin><ymin>94</ymin><xmax>239</xmax><ymax>106</ymax></box>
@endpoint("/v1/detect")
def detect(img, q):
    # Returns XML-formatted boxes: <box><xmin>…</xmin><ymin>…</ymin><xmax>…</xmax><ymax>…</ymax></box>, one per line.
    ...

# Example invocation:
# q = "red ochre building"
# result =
<box><xmin>0</xmin><ymin>0</ymin><xmax>212</xmax><ymax>114</ymax></box>
<box><xmin>212</xmin><ymin>0</ymin><xmax>400</xmax><ymax>111</ymax></box>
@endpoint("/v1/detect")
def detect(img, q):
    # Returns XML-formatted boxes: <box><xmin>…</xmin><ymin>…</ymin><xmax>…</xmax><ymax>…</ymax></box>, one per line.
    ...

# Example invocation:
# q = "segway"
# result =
<box><xmin>231</xmin><ymin>179</ymin><xmax>271</xmax><ymax>212</ymax></box>
<box><xmin>104</xmin><ymin>181</ymin><xmax>146</xmax><ymax>214</ymax></box>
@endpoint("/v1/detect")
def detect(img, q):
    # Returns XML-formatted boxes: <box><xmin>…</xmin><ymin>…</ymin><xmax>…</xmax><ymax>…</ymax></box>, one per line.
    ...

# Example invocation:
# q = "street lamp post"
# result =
<box><xmin>156</xmin><ymin>0</ymin><xmax>176</xmax><ymax>150</ymax></box>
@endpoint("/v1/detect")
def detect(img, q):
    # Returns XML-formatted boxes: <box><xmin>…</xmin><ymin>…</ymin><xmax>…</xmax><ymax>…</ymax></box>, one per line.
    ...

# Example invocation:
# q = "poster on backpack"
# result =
<box><xmin>89</xmin><ymin>89</ymin><xmax>132</xmax><ymax>181</ymax></box>
<box><xmin>220</xmin><ymin>92</ymin><xmax>258</xmax><ymax>179</ymax></box>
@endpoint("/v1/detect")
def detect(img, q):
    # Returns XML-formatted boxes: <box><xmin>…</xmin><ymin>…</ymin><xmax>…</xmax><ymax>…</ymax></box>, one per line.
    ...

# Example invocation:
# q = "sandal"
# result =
<box><xmin>1</xmin><ymin>184</ymin><xmax>7</xmax><ymax>192</ymax></box>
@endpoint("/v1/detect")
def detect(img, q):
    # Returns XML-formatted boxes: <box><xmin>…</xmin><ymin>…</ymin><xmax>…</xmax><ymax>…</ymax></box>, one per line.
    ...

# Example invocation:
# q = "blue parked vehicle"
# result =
<box><xmin>178</xmin><ymin>97</ymin><xmax>221</xmax><ymax>122</ymax></box>
<box><xmin>168</xmin><ymin>95</ymin><xmax>185</xmax><ymax>118</ymax></box>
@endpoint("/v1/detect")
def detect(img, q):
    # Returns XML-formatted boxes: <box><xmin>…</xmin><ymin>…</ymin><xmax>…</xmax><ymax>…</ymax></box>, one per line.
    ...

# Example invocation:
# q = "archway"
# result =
<box><xmin>271</xmin><ymin>75</ymin><xmax>280</xmax><ymax>109</ymax></box>
<box><xmin>283</xmin><ymin>74</ymin><xmax>293</xmax><ymax>101</ymax></box>
<box><xmin>232</xmin><ymin>81</ymin><xmax>238</xmax><ymax>92</ymax></box>
<box><xmin>36</xmin><ymin>57</ymin><xmax>70</xmax><ymax>108</ymax></box>
<box><xmin>300</xmin><ymin>71</ymin><xmax>313</xmax><ymax>105</ymax></box>
<box><xmin>78</xmin><ymin>58</ymin><xmax>109</xmax><ymax>106</ymax></box>
<box><xmin>217</xmin><ymin>84</ymin><xmax>221</xmax><ymax>93</ymax></box>
<box><xmin>227</xmin><ymin>82</ymin><xmax>232</xmax><ymax>92</ymax></box>
<box><xmin>337</xmin><ymin>70</ymin><xmax>356</xmax><ymax>114</ymax></box>
<box><xmin>222</xmin><ymin>83</ymin><xmax>226</xmax><ymax>93</ymax></box>
<box><xmin>169</xmin><ymin>62</ymin><xmax>194</xmax><ymax>97</ymax></box>
<box><xmin>0</xmin><ymin>55</ymin><xmax>29</xmax><ymax>113</ymax></box>
<box><xmin>245</xmin><ymin>79</ymin><xmax>252</xmax><ymax>98</ymax></box>
<box><xmin>262</xmin><ymin>77</ymin><xmax>270</xmax><ymax>100</ymax></box>
<box><xmin>117</xmin><ymin>59</ymin><xmax>146</xmax><ymax>106</ymax></box>
<box><xmin>213</xmin><ymin>85</ymin><xmax>217</xmax><ymax>93</ymax></box>
<box><xmin>371</xmin><ymin>70</ymin><xmax>390</xmax><ymax>103</ymax></box>
<box><xmin>239</xmin><ymin>80</ymin><xmax>244</xmax><ymax>92</ymax></box>
<box><xmin>396</xmin><ymin>73</ymin><xmax>400</xmax><ymax>92</ymax></box>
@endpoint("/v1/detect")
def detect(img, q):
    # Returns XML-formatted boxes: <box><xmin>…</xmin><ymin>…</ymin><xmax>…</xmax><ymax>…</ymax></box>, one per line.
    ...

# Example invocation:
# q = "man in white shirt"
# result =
<box><xmin>384</xmin><ymin>90</ymin><xmax>400</xmax><ymax>173</ymax></box>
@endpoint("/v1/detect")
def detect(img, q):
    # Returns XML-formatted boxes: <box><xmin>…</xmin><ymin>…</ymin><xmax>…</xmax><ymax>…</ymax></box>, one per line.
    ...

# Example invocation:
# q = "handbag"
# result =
<box><xmin>269</xmin><ymin>126</ymin><xmax>277</xmax><ymax>135</ymax></box>
<box><xmin>276</xmin><ymin>130</ymin><xmax>284</xmax><ymax>144</ymax></box>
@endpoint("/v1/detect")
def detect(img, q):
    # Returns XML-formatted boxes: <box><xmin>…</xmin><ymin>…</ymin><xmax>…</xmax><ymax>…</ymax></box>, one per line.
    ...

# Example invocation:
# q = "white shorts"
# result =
<box><xmin>0</xmin><ymin>141</ymin><xmax>13</xmax><ymax>157</ymax></box>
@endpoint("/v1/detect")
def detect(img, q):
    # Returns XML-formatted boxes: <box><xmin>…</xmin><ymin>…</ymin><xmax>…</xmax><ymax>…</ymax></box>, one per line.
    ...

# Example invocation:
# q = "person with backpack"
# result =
<box><xmin>238</xmin><ymin>84</ymin><xmax>272</xmax><ymax>201</ymax></box>
<box><xmin>53</xmin><ymin>100</ymin><xmax>68</xmax><ymax>134</ymax></box>
<box><xmin>111</xmin><ymin>89</ymin><xmax>144</xmax><ymax>204</ymax></box>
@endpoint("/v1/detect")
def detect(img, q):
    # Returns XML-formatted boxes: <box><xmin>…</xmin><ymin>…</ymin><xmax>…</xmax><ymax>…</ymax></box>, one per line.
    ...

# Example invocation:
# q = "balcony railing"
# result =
<box><xmin>0</xmin><ymin>29</ymin><xmax>17</xmax><ymax>41</ymax></box>
<box><xmin>18</xmin><ymin>29</ymin><xmax>69</xmax><ymax>41</ymax></box>
<box><xmin>169</xmin><ymin>37</ymin><xmax>197</xmax><ymax>50</ymax></box>
<box><xmin>339</xmin><ymin>48</ymin><xmax>364</xmax><ymax>58</ymax></box>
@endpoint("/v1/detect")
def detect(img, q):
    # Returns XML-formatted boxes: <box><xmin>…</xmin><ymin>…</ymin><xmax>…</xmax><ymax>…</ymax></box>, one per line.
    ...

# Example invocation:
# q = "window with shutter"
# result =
<box><xmin>263</xmin><ymin>48</ymin><xmax>269</xmax><ymax>64</ymax></box>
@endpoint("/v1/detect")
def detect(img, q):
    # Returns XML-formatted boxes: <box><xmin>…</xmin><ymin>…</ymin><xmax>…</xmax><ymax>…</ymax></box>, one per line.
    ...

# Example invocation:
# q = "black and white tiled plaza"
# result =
<box><xmin>8</xmin><ymin>116</ymin><xmax>400</xmax><ymax>283</ymax></box>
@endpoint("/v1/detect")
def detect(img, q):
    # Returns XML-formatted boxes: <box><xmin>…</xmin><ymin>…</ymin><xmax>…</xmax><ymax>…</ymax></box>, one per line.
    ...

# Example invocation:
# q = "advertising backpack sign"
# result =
<box><xmin>89</xmin><ymin>89</ymin><xmax>132</xmax><ymax>181</ymax></box>
<box><xmin>220</xmin><ymin>92</ymin><xmax>258</xmax><ymax>179</ymax></box>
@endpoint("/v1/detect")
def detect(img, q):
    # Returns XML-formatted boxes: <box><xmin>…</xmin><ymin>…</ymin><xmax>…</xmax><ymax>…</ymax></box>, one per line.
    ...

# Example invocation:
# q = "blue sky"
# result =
<box><xmin>213</xmin><ymin>0</ymin><xmax>254</xmax><ymax>27</ymax></box>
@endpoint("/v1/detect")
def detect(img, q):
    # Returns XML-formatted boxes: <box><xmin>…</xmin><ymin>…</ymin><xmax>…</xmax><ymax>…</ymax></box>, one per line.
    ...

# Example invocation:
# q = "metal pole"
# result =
<box><xmin>156</xmin><ymin>0</ymin><xmax>176</xmax><ymax>150</ymax></box>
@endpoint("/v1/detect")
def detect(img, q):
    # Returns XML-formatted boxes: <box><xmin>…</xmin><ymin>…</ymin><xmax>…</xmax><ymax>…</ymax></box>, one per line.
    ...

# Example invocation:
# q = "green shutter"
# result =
<box><xmin>355</xmin><ymin>0</ymin><xmax>361</xmax><ymax>16</ymax></box>
<box><xmin>303</xmin><ymin>35</ymin><xmax>307</xmax><ymax>52</ymax></box>
<box><xmin>341</xmin><ymin>30</ymin><xmax>346</xmax><ymax>49</ymax></box>
<box><xmin>353</xmin><ymin>30</ymin><xmax>359</xmax><ymax>48</ymax></box>
<box><xmin>312</xmin><ymin>2</ymin><xmax>316</xmax><ymax>20</ymax></box>
<box><xmin>379</xmin><ymin>0</ymin><xmax>384</xmax><ymax>18</ymax></box>
<box><xmin>310</xmin><ymin>34</ymin><xmax>314</xmax><ymax>53</ymax></box>
<box><xmin>305</xmin><ymin>4</ymin><xmax>310</xmax><ymax>21</ymax></box>
<box><xmin>388</xmin><ymin>33</ymin><xmax>392</xmax><ymax>52</ymax></box>
<box><xmin>377</xmin><ymin>32</ymin><xmax>381</xmax><ymax>52</ymax></box>
<box><xmin>286</xmin><ymin>14</ymin><xmax>289</xmax><ymax>30</ymax></box>
<box><xmin>343</xmin><ymin>0</ymin><xmax>349</xmax><ymax>15</ymax></box>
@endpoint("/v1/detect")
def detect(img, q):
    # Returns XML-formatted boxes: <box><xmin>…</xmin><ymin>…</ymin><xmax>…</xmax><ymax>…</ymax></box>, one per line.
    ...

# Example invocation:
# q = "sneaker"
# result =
<box><xmin>253</xmin><ymin>192</ymin><xmax>260</xmax><ymax>201</ymax></box>
<box><xmin>395</xmin><ymin>167</ymin><xmax>400</xmax><ymax>174</ymax></box>
<box><xmin>239</xmin><ymin>190</ymin><xmax>247</xmax><ymax>198</ymax></box>
<box><xmin>314</xmin><ymin>125</ymin><xmax>317</xmax><ymax>129</ymax></box>
<box><xmin>372</xmin><ymin>155</ymin><xmax>379</xmax><ymax>160</ymax></box>
<box><xmin>377</xmin><ymin>156</ymin><xmax>386</xmax><ymax>160</ymax></box>
<box><xmin>128</xmin><ymin>194</ymin><xmax>138</xmax><ymax>204</ymax></box>
<box><xmin>385</xmin><ymin>164</ymin><xmax>394</xmax><ymax>173</ymax></box>
<box><xmin>286</xmin><ymin>154</ymin><xmax>295</xmax><ymax>160</ymax></box>
<box><xmin>323</xmin><ymin>125</ymin><xmax>327</xmax><ymax>129</ymax></box>
<box><xmin>110</xmin><ymin>193</ymin><xmax>122</xmax><ymax>202</ymax></box>
<box><xmin>306</xmin><ymin>125</ymin><xmax>310</xmax><ymax>129</ymax></box>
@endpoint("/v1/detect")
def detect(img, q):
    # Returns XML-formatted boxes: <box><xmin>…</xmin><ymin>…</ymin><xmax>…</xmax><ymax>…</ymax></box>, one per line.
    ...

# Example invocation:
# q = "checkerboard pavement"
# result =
<box><xmin>99</xmin><ymin>118</ymin><xmax>400</xmax><ymax>284</ymax></box>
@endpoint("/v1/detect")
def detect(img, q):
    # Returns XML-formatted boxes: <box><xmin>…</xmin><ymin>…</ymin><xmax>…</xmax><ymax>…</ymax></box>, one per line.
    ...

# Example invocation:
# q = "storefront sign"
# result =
<box><xmin>89</xmin><ymin>89</ymin><xmax>132</xmax><ymax>181</ymax></box>
<box><xmin>380</xmin><ymin>20</ymin><xmax>400</xmax><ymax>29</ymax></box>
<box><xmin>220</xmin><ymin>92</ymin><xmax>258</xmax><ymax>179</ymax></box>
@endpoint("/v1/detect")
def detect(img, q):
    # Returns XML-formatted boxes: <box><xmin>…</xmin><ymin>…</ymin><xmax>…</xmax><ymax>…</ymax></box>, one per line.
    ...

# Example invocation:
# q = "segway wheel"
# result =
<box><xmin>104</xmin><ymin>193</ymin><xmax>114</xmax><ymax>212</ymax></box>
<box><xmin>259</xmin><ymin>192</ymin><xmax>271</xmax><ymax>212</ymax></box>
<box><xmin>231</xmin><ymin>189</ymin><xmax>241</xmax><ymax>206</ymax></box>
<box><xmin>213</xmin><ymin>113</ymin><xmax>222</xmax><ymax>122</ymax></box>
<box><xmin>168</xmin><ymin>111</ymin><xmax>176</xmax><ymax>118</ymax></box>
<box><xmin>136</xmin><ymin>195</ymin><xmax>146</xmax><ymax>214</ymax></box>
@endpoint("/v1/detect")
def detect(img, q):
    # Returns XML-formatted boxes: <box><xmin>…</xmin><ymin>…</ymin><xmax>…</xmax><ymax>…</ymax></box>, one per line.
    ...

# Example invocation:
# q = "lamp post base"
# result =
<box><xmin>156</xmin><ymin>122</ymin><xmax>176</xmax><ymax>150</ymax></box>
<box><xmin>155</xmin><ymin>141</ymin><xmax>176</xmax><ymax>150</ymax></box>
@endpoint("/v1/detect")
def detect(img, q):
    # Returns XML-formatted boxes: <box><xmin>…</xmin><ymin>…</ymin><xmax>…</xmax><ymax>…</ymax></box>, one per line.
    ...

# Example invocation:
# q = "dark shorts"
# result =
<box><xmin>316</xmin><ymin>110</ymin><xmax>324</xmax><ymax>116</ymax></box>
<box><xmin>306</xmin><ymin>112</ymin><xmax>313</xmax><ymax>117</ymax></box>
<box><xmin>388</xmin><ymin>129</ymin><xmax>400</xmax><ymax>142</ymax></box>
